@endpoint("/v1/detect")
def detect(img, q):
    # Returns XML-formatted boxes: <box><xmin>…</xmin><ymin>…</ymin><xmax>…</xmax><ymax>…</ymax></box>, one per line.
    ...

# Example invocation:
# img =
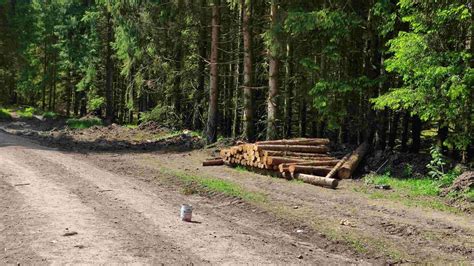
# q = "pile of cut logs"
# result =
<box><xmin>203</xmin><ymin>138</ymin><xmax>369</xmax><ymax>189</ymax></box>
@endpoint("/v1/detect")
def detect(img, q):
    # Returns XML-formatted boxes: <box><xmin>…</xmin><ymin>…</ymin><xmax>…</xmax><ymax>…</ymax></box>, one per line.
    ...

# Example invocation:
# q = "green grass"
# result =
<box><xmin>154</xmin><ymin>131</ymin><xmax>184</xmax><ymax>141</ymax></box>
<box><xmin>42</xmin><ymin>111</ymin><xmax>58</xmax><ymax>119</ymax></box>
<box><xmin>464</xmin><ymin>189</ymin><xmax>474</xmax><ymax>202</ymax></box>
<box><xmin>160</xmin><ymin>168</ymin><xmax>266</xmax><ymax>202</ymax></box>
<box><xmin>188</xmin><ymin>130</ymin><xmax>202</xmax><ymax>138</ymax></box>
<box><xmin>235</xmin><ymin>166</ymin><xmax>249</xmax><ymax>173</ymax></box>
<box><xmin>362</xmin><ymin>173</ymin><xmax>463</xmax><ymax>213</ymax></box>
<box><xmin>365</xmin><ymin>173</ymin><xmax>440</xmax><ymax>196</ymax></box>
<box><xmin>153</xmin><ymin>130</ymin><xmax>202</xmax><ymax>141</ymax></box>
<box><xmin>17</xmin><ymin>106</ymin><xmax>37</xmax><ymax>119</ymax></box>
<box><xmin>268</xmin><ymin>204</ymin><xmax>409</xmax><ymax>261</ymax></box>
<box><xmin>124</xmin><ymin>124</ymin><xmax>138</xmax><ymax>129</ymax></box>
<box><xmin>0</xmin><ymin>108</ymin><xmax>12</xmax><ymax>120</ymax></box>
<box><xmin>66</xmin><ymin>117</ymin><xmax>103</xmax><ymax>129</ymax></box>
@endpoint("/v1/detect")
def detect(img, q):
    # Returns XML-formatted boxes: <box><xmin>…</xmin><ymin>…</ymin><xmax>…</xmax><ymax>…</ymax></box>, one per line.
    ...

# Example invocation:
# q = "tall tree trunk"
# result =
<box><xmin>299</xmin><ymin>95</ymin><xmax>306</xmax><ymax>137</ymax></box>
<box><xmin>401</xmin><ymin>111</ymin><xmax>410</xmax><ymax>152</ymax></box>
<box><xmin>232</xmin><ymin>9</ymin><xmax>242</xmax><ymax>138</ymax></box>
<box><xmin>42</xmin><ymin>41</ymin><xmax>47</xmax><ymax>110</ymax></box>
<box><xmin>437</xmin><ymin>122</ymin><xmax>448</xmax><ymax>152</ymax></box>
<box><xmin>376</xmin><ymin>108</ymin><xmax>388</xmax><ymax>150</ymax></box>
<box><xmin>266</xmin><ymin>0</ymin><xmax>279</xmax><ymax>140</ymax></box>
<box><xmin>79</xmin><ymin>91</ymin><xmax>87</xmax><ymax>116</ymax></box>
<box><xmin>173</xmin><ymin>46</ymin><xmax>183</xmax><ymax>123</ymax></box>
<box><xmin>52</xmin><ymin>56</ymin><xmax>56</xmax><ymax>111</ymax></box>
<box><xmin>225</xmin><ymin>40</ymin><xmax>234</xmax><ymax>136</ymax></box>
<box><xmin>388</xmin><ymin>111</ymin><xmax>399</xmax><ymax>149</ymax></box>
<box><xmin>48</xmin><ymin>64</ymin><xmax>53</xmax><ymax>111</ymax></box>
<box><xmin>105</xmin><ymin>10</ymin><xmax>114</xmax><ymax>122</ymax></box>
<box><xmin>241</xmin><ymin>0</ymin><xmax>255</xmax><ymax>141</ymax></box>
<box><xmin>193</xmin><ymin>0</ymin><xmax>207</xmax><ymax>131</ymax></box>
<box><xmin>66</xmin><ymin>73</ymin><xmax>72</xmax><ymax>117</ymax></box>
<box><xmin>206</xmin><ymin>0</ymin><xmax>220</xmax><ymax>144</ymax></box>
<box><xmin>410</xmin><ymin>115</ymin><xmax>422</xmax><ymax>153</ymax></box>
<box><xmin>73</xmin><ymin>89</ymin><xmax>79</xmax><ymax>116</ymax></box>
<box><xmin>284</xmin><ymin>44</ymin><xmax>293</xmax><ymax>138</ymax></box>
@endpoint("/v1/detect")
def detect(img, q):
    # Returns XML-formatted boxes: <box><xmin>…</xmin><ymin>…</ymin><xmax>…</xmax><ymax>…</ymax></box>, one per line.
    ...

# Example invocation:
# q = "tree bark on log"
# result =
<box><xmin>203</xmin><ymin>158</ymin><xmax>224</xmax><ymax>166</ymax></box>
<box><xmin>256</xmin><ymin>138</ymin><xmax>330</xmax><ymax>146</ymax></box>
<box><xmin>280</xmin><ymin>160</ymin><xmax>339</xmax><ymax>168</ymax></box>
<box><xmin>325</xmin><ymin>153</ymin><xmax>350</xmax><ymax>179</ymax></box>
<box><xmin>294</xmin><ymin>173</ymin><xmax>338</xmax><ymax>188</ymax></box>
<box><xmin>256</xmin><ymin>144</ymin><xmax>329</xmax><ymax>153</ymax></box>
<box><xmin>266</xmin><ymin>156</ymin><xmax>310</xmax><ymax>166</ymax></box>
<box><xmin>288</xmin><ymin>165</ymin><xmax>332</xmax><ymax>176</ymax></box>
<box><xmin>338</xmin><ymin>142</ymin><xmax>370</xmax><ymax>179</ymax></box>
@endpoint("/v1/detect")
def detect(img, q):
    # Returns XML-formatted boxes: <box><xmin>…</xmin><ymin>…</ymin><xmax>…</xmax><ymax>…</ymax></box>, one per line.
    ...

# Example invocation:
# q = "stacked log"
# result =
<box><xmin>220</xmin><ymin>138</ymin><xmax>334</xmax><ymax>169</ymax></box>
<box><xmin>206</xmin><ymin>139</ymin><xmax>369</xmax><ymax>189</ymax></box>
<box><xmin>338</xmin><ymin>141</ymin><xmax>369</xmax><ymax>179</ymax></box>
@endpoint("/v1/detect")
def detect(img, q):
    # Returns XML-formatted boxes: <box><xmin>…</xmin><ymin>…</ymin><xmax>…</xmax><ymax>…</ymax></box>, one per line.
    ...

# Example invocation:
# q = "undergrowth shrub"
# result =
<box><xmin>66</xmin><ymin>117</ymin><xmax>102</xmax><ymax>129</ymax></box>
<box><xmin>42</xmin><ymin>111</ymin><xmax>58</xmax><ymax>119</ymax></box>
<box><xmin>0</xmin><ymin>108</ymin><xmax>12</xmax><ymax>120</ymax></box>
<box><xmin>17</xmin><ymin>106</ymin><xmax>38</xmax><ymax>118</ymax></box>
<box><xmin>140</xmin><ymin>104</ymin><xmax>182</xmax><ymax>129</ymax></box>
<box><xmin>426</xmin><ymin>146</ymin><xmax>447</xmax><ymax>179</ymax></box>
<box><xmin>365</xmin><ymin>172</ymin><xmax>441</xmax><ymax>196</ymax></box>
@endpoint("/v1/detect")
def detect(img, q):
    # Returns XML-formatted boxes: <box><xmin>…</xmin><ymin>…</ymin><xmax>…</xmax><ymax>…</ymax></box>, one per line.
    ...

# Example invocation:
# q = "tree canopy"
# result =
<box><xmin>0</xmin><ymin>0</ymin><xmax>472</xmax><ymax>159</ymax></box>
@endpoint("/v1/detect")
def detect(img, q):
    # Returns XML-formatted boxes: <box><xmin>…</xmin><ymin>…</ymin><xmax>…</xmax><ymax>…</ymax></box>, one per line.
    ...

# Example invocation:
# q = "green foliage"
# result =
<box><xmin>161</xmin><ymin>168</ymin><xmax>266</xmax><ymax>203</ymax></box>
<box><xmin>365</xmin><ymin>168</ymin><xmax>462</xmax><ymax>199</ymax></box>
<box><xmin>235</xmin><ymin>166</ymin><xmax>248</xmax><ymax>173</ymax></box>
<box><xmin>66</xmin><ymin>117</ymin><xmax>102</xmax><ymax>129</ymax></box>
<box><xmin>285</xmin><ymin>9</ymin><xmax>358</xmax><ymax>37</ymax></box>
<box><xmin>464</xmin><ymin>189</ymin><xmax>474</xmax><ymax>202</ymax></box>
<box><xmin>140</xmin><ymin>104</ymin><xmax>182</xmax><ymax>129</ymax></box>
<box><xmin>1</xmin><ymin>0</ymin><xmax>472</xmax><ymax>154</ymax></box>
<box><xmin>402</xmin><ymin>164</ymin><xmax>413</xmax><ymax>179</ymax></box>
<box><xmin>17</xmin><ymin>107</ymin><xmax>38</xmax><ymax>119</ymax></box>
<box><xmin>426</xmin><ymin>146</ymin><xmax>447</xmax><ymax>179</ymax></box>
<box><xmin>88</xmin><ymin>96</ymin><xmax>105</xmax><ymax>111</ymax></box>
<box><xmin>365</xmin><ymin>173</ymin><xmax>440</xmax><ymax>196</ymax></box>
<box><xmin>42</xmin><ymin>111</ymin><xmax>58</xmax><ymax>119</ymax></box>
<box><xmin>372</xmin><ymin>1</ymin><xmax>473</xmax><ymax>152</ymax></box>
<box><xmin>0</xmin><ymin>108</ymin><xmax>11</xmax><ymax>120</ymax></box>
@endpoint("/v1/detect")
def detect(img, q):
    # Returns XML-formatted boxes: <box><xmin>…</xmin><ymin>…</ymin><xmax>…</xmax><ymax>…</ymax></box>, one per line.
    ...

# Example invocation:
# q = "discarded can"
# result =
<box><xmin>180</xmin><ymin>204</ymin><xmax>193</xmax><ymax>222</ymax></box>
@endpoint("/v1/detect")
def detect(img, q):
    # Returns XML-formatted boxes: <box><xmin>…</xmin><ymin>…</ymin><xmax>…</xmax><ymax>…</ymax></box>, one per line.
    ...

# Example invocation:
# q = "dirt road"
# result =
<box><xmin>0</xmin><ymin>131</ymin><xmax>356</xmax><ymax>264</ymax></box>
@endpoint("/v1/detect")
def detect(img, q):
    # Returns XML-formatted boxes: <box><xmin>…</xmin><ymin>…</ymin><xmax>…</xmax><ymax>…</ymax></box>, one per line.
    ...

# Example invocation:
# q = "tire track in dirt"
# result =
<box><xmin>0</xmin><ymin>157</ymin><xmax>156</xmax><ymax>264</ymax></box>
<box><xmin>0</xmin><ymin>177</ymin><xmax>45</xmax><ymax>264</ymax></box>
<box><xmin>135</xmin><ymin>150</ymin><xmax>474</xmax><ymax>263</ymax></box>
<box><xmin>0</xmin><ymin>132</ymin><xmax>356</xmax><ymax>264</ymax></box>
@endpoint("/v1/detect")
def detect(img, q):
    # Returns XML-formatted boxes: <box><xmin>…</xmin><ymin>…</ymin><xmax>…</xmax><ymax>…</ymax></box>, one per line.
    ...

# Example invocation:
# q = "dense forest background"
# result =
<box><xmin>0</xmin><ymin>0</ymin><xmax>472</xmax><ymax>160</ymax></box>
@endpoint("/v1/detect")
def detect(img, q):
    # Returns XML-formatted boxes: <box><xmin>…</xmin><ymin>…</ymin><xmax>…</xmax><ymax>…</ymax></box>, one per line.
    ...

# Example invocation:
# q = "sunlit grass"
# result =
<box><xmin>42</xmin><ymin>111</ymin><xmax>58</xmax><ymax>119</ymax></box>
<box><xmin>124</xmin><ymin>124</ymin><xmax>138</xmax><ymax>129</ymax></box>
<box><xmin>160</xmin><ymin>168</ymin><xmax>266</xmax><ymax>202</ymax></box>
<box><xmin>365</xmin><ymin>173</ymin><xmax>440</xmax><ymax>196</ymax></box>
<box><xmin>235</xmin><ymin>165</ymin><xmax>249</xmax><ymax>173</ymax></box>
<box><xmin>0</xmin><ymin>108</ymin><xmax>12</xmax><ymax>120</ymax></box>
<box><xmin>361</xmin><ymin>173</ymin><xmax>463</xmax><ymax>213</ymax></box>
<box><xmin>17</xmin><ymin>106</ymin><xmax>37</xmax><ymax>119</ymax></box>
<box><xmin>66</xmin><ymin>117</ymin><xmax>103</xmax><ymax>129</ymax></box>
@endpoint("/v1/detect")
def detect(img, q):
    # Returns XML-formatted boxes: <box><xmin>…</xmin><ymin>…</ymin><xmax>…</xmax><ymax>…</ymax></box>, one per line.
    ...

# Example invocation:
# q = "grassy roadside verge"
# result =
<box><xmin>158</xmin><ymin>167</ymin><xmax>266</xmax><ymax>203</ymax></box>
<box><xmin>66</xmin><ymin>117</ymin><xmax>103</xmax><ymax>129</ymax></box>
<box><xmin>156</xmin><ymin>166</ymin><xmax>415</xmax><ymax>262</ymax></box>
<box><xmin>355</xmin><ymin>173</ymin><xmax>469</xmax><ymax>214</ymax></box>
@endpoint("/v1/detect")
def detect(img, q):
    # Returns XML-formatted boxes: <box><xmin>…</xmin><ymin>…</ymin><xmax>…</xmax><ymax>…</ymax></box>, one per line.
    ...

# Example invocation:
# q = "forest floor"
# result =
<box><xmin>1</xmin><ymin>114</ymin><xmax>473</xmax><ymax>264</ymax></box>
